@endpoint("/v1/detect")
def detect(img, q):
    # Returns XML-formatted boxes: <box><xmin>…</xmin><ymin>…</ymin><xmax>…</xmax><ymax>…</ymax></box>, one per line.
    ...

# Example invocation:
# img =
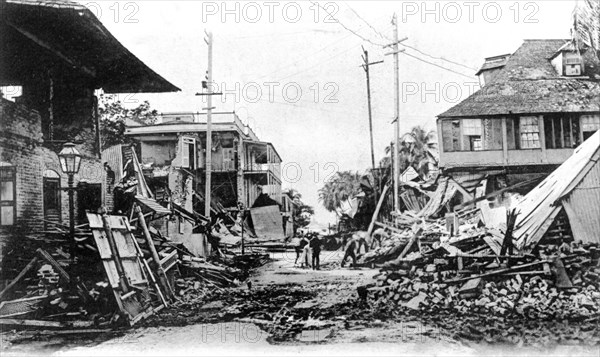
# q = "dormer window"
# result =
<box><xmin>550</xmin><ymin>41</ymin><xmax>586</xmax><ymax>77</ymax></box>
<box><xmin>563</xmin><ymin>52</ymin><xmax>584</xmax><ymax>76</ymax></box>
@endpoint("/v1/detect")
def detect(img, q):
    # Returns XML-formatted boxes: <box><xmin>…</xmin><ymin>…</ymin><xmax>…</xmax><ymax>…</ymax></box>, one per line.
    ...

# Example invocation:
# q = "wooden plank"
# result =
<box><xmin>367</xmin><ymin>184</ymin><xmax>390</xmax><ymax>237</ymax></box>
<box><xmin>453</xmin><ymin>177</ymin><xmax>542</xmax><ymax>211</ymax></box>
<box><xmin>0</xmin><ymin>319</ymin><xmax>94</xmax><ymax>328</ymax></box>
<box><xmin>0</xmin><ymin>257</ymin><xmax>38</xmax><ymax>301</ymax></box>
<box><xmin>374</xmin><ymin>221</ymin><xmax>404</xmax><ymax>234</ymax></box>
<box><xmin>448</xmin><ymin>260</ymin><xmax>551</xmax><ymax>283</ymax></box>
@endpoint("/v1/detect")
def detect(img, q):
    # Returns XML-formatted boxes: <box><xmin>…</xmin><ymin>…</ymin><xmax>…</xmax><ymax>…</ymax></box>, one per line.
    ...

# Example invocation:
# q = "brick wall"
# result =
<box><xmin>0</xmin><ymin>98</ymin><xmax>106</xmax><ymax>264</ymax></box>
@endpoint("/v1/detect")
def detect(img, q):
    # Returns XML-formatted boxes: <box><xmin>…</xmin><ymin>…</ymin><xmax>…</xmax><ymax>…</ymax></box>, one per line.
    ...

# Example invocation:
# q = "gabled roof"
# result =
<box><xmin>1</xmin><ymin>0</ymin><xmax>180</xmax><ymax>93</ymax></box>
<box><xmin>512</xmin><ymin>130</ymin><xmax>600</xmax><ymax>250</ymax></box>
<box><xmin>439</xmin><ymin>39</ymin><xmax>600</xmax><ymax>118</ymax></box>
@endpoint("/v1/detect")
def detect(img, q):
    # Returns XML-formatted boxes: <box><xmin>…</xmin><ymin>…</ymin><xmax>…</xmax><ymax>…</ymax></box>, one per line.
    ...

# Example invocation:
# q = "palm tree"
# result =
<box><xmin>382</xmin><ymin>126</ymin><xmax>438</xmax><ymax>178</ymax></box>
<box><xmin>318</xmin><ymin>171</ymin><xmax>362</xmax><ymax>212</ymax></box>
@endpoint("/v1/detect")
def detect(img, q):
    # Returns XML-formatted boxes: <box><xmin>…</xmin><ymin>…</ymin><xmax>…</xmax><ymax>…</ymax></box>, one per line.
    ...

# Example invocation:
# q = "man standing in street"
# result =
<box><xmin>309</xmin><ymin>233</ymin><xmax>322</xmax><ymax>270</ymax></box>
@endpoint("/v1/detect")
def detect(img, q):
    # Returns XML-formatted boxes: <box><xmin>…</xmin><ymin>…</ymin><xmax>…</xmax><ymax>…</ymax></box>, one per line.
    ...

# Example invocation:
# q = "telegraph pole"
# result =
<box><xmin>384</xmin><ymin>14</ymin><xmax>406</xmax><ymax>212</ymax></box>
<box><xmin>205</xmin><ymin>30</ymin><xmax>213</xmax><ymax>218</ymax></box>
<box><xmin>361</xmin><ymin>47</ymin><xmax>383</xmax><ymax>203</ymax></box>
<box><xmin>196</xmin><ymin>32</ymin><xmax>223</xmax><ymax>219</ymax></box>
<box><xmin>392</xmin><ymin>15</ymin><xmax>400</xmax><ymax>212</ymax></box>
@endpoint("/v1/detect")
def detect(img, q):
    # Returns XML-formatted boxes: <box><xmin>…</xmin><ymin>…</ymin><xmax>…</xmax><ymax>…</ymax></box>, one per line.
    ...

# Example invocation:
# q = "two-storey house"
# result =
<box><xmin>437</xmin><ymin>39</ymin><xmax>600</xmax><ymax>194</ymax></box>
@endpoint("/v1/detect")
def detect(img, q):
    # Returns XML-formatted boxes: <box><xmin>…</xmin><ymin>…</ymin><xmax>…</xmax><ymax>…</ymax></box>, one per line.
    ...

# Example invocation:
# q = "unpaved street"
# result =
<box><xmin>3</xmin><ymin>251</ymin><xmax>597</xmax><ymax>356</ymax></box>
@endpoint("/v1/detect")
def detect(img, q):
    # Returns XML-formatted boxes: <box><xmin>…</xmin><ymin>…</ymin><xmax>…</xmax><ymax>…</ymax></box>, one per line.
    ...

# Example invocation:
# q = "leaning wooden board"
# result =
<box><xmin>87</xmin><ymin>212</ymin><xmax>161</xmax><ymax>325</ymax></box>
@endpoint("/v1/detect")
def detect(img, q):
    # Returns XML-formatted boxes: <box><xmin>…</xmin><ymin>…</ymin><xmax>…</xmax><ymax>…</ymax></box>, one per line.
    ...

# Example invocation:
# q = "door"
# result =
<box><xmin>43</xmin><ymin>177</ymin><xmax>61</xmax><ymax>229</ymax></box>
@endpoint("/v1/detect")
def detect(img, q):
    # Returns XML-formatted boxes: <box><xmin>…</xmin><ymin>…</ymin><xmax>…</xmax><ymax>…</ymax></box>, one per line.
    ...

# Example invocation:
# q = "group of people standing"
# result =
<box><xmin>294</xmin><ymin>232</ymin><xmax>322</xmax><ymax>270</ymax></box>
<box><xmin>293</xmin><ymin>227</ymin><xmax>391</xmax><ymax>270</ymax></box>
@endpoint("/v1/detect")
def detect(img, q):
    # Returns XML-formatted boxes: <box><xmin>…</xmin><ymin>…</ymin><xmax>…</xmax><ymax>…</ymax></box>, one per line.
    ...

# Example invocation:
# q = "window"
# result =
<box><xmin>519</xmin><ymin>116</ymin><xmax>540</xmax><ymax>149</ymax></box>
<box><xmin>180</xmin><ymin>137</ymin><xmax>196</xmax><ymax>169</ymax></box>
<box><xmin>544</xmin><ymin>115</ymin><xmax>582</xmax><ymax>149</ymax></box>
<box><xmin>581</xmin><ymin>114</ymin><xmax>600</xmax><ymax>140</ymax></box>
<box><xmin>441</xmin><ymin>120</ymin><xmax>461</xmax><ymax>152</ymax></box>
<box><xmin>0</xmin><ymin>164</ymin><xmax>16</xmax><ymax>226</ymax></box>
<box><xmin>506</xmin><ymin>118</ymin><xmax>518</xmax><ymax>149</ymax></box>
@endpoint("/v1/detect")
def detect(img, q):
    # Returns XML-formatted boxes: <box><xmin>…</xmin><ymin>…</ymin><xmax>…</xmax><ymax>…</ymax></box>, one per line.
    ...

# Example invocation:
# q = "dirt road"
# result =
<box><xmin>2</xmin><ymin>250</ymin><xmax>599</xmax><ymax>356</ymax></box>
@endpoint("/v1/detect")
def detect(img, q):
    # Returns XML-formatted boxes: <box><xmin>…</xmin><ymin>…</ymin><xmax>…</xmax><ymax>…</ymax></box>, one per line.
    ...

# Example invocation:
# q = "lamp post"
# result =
<box><xmin>58</xmin><ymin>142</ymin><xmax>82</xmax><ymax>261</ymax></box>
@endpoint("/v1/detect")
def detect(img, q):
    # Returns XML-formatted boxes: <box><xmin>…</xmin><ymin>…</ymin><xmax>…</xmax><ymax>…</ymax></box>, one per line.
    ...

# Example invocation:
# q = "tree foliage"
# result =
<box><xmin>318</xmin><ymin>171</ymin><xmax>363</xmax><ymax>212</ymax></box>
<box><xmin>283</xmin><ymin>188</ymin><xmax>314</xmax><ymax>229</ymax></box>
<box><xmin>381</xmin><ymin>125</ymin><xmax>438</xmax><ymax>179</ymax></box>
<box><xmin>99</xmin><ymin>94</ymin><xmax>158</xmax><ymax>150</ymax></box>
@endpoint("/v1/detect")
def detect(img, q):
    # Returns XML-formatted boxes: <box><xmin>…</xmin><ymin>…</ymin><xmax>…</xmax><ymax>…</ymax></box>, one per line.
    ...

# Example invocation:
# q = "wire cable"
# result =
<box><xmin>310</xmin><ymin>1</ymin><xmax>387</xmax><ymax>47</ymax></box>
<box><xmin>401</xmin><ymin>51</ymin><xmax>476</xmax><ymax>79</ymax></box>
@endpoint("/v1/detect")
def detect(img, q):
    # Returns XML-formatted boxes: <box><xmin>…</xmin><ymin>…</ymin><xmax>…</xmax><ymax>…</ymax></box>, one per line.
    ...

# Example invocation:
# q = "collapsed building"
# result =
<box><xmin>0</xmin><ymin>0</ymin><xmax>180</xmax><ymax>266</ymax></box>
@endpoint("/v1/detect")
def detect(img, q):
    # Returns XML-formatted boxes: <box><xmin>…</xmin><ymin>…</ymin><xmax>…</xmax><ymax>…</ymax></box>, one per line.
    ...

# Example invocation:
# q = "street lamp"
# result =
<box><xmin>58</xmin><ymin>142</ymin><xmax>82</xmax><ymax>260</ymax></box>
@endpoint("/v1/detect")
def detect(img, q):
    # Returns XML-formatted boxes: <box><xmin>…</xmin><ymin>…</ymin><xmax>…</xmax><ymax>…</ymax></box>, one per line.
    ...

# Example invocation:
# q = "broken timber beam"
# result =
<box><xmin>374</xmin><ymin>221</ymin><xmax>404</xmax><ymax>234</ymax></box>
<box><xmin>448</xmin><ymin>259</ymin><xmax>551</xmax><ymax>283</ymax></box>
<box><xmin>0</xmin><ymin>256</ymin><xmax>39</xmax><ymax>301</ymax></box>
<box><xmin>453</xmin><ymin>177</ymin><xmax>542</xmax><ymax>211</ymax></box>
<box><xmin>0</xmin><ymin>318</ymin><xmax>95</xmax><ymax>328</ymax></box>
<box><xmin>367</xmin><ymin>184</ymin><xmax>390</xmax><ymax>237</ymax></box>
<box><xmin>135</xmin><ymin>206</ymin><xmax>174</xmax><ymax>300</ymax></box>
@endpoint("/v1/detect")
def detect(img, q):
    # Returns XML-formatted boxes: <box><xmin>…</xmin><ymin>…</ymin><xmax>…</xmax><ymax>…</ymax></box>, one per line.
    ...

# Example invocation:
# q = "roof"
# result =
<box><xmin>475</xmin><ymin>54</ymin><xmax>511</xmax><ymax>76</ymax></box>
<box><xmin>439</xmin><ymin>39</ymin><xmax>600</xmax><ymax>118</ymax></box>
<box><xmin>417</xmin><ymin>177</ymin><xmax>460</xmax><ymax>218</ymax></box>
<box><xmin>1</xmin><ymin>0</ymin><xmax>180</xmax><ymax>93</ymax></box>
<box><xmin>512</xmin><ymin>130</ymin><xmax>600</xmax><ymax>250</ymax></box>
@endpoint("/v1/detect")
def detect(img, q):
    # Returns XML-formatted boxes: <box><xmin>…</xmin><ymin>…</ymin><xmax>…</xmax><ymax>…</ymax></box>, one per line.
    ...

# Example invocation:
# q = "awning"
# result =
<box><xmin>1</xmin><ymin>0</ymin><xmax>180</xmax><ymax>93</ymax></box>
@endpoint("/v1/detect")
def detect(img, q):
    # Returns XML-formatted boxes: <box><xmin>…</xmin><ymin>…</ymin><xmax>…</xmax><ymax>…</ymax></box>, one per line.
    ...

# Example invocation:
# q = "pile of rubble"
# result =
<box><xmin>364</xmin><ymin>210</ymin><xmax>600</xmax><ymax>321</ymax></box>
<box><xmin>0</xmin><ymin>210</ymin><xmax>269</xmax><ymax>331</ymax></box>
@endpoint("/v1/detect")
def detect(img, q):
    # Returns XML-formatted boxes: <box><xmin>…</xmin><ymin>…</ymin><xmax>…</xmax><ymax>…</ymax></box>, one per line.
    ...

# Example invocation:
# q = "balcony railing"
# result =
<box><xmin>244</xmin><ymin>163</ymin><xmax>281</xmax><ymax>181</ymax></box>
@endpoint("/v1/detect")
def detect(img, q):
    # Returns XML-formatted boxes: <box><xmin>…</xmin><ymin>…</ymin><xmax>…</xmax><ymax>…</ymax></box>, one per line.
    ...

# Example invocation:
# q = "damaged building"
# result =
<box><xmin>437</xmin><ymin>39</ymin><xmax>600</xmax><ymax>197</ymax></box>
<box><xmin>122</xmin><ymin>112</ymin><xmax>285</xmax><ymax>252</ymax></box>
<box><xmin>0</xmin><ymin>0</ymin><xmax>179</xmax><ymax>265</ymax></box>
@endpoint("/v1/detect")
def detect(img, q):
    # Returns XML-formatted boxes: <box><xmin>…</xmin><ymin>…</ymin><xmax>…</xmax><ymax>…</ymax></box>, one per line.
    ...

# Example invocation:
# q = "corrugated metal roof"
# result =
<box><xmin>561</xmin><ymin>151</ymin><xmax>600</xmax><ymax>244</ymax></box>
<box><xmin>512</xmin><ymin>130</ymin><xmax>600</xmax><ymax>250</ymax></box>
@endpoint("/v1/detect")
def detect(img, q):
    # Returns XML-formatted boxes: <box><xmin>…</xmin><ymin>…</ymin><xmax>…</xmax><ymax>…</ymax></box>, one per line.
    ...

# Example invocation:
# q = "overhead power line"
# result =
<box><xmin>401</xmin><ymin>51</ymin><xmax>476</xmax><ymax>79</ymax></box>
<box><xmin>402</xmin><ymin>43</ymin><xmax>478</xmax><ymax>72</ymax></box>
<box><xmin>310</xmin><ymin>1</ymin><xmax>387</xmax><ymax>48</ymax></box>
<box><xmin>334</xmin><ymin>5</ymin><xmax>478</xmax><ymax>75</ymax></box>
<box><xmin>344</xmin><ymin>1</ymin><xmax>390</xmax><ymax>41</ymax></box>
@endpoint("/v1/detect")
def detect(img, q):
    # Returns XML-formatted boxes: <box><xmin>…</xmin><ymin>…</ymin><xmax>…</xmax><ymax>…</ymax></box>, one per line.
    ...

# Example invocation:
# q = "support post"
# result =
<box><xmin>362</xmin><ymin>47</ymin><xmax>383</xmax><ymax>204</ymax></box>
<box><xmin>68</xmin><ymin>174</ymin><xmax>75</xmax><ymax>263</ymax></box>
<box><xmin>367</xmin><ymin>184</ymin><xmax>390</xmax><ymax>237</ymax></box>
<box><xmin>392</xmin><ymin>14</ymin><xmax>400</xmax><ymax>213</ymax></box>
<box><xmin>205</xmin><ymin>31</ymin><xmax>214</xmax><ymax>218</ymax></box>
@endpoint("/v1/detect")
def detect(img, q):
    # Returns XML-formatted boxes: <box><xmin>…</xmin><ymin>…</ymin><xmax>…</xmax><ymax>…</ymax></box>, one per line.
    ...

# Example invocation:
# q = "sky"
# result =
<box><xmin>83</xmin><ymin>0</ymin><xmax>577</xmax><ymax>226</ymax></box>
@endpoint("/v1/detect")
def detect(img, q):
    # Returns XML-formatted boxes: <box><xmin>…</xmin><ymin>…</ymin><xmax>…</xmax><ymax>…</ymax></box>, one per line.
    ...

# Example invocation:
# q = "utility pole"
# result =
<box><xmin>196</xmin><ymin>31</ymin><xmax>219</xmax><ymax>218</ymax></box>
<box><xmin>384</xmin><ymin>14</ymin><xmax>406</xmax><ymax>212</ymax></box>
<box><xmin>361</xmin><ymin>47</ymin><xmax>383</xmax><ymax>203</ymax></box>
<box><xmin>392</xmin><ymin>14</ymin><xmax>400</xmax><ymax>213</ymax></box>
<box><xmin>205</xmin><ymin>31</ymin><xmax>213</xmax><ymax>218</ymax></box>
